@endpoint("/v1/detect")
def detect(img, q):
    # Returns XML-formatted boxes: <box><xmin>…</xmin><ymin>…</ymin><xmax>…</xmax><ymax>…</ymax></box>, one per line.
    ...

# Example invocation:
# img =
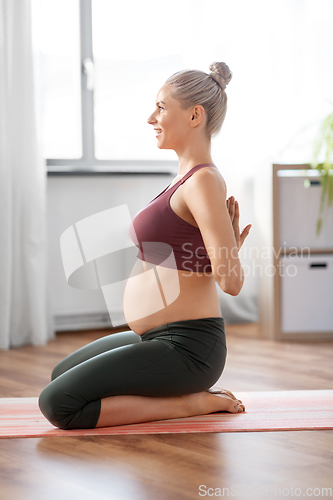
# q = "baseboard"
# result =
<box><xmin>53</xmin><ymin>310</ymin><xmax>127</xmax><ymax>331</ymax></box>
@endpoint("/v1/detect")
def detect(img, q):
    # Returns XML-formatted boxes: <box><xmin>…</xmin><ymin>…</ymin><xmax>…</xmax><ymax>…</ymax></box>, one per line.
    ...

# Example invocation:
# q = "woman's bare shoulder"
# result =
<box><xmin>185</xmin><ymin>165</ymin><xmax>227</xmax><ymax>197</ymax></box>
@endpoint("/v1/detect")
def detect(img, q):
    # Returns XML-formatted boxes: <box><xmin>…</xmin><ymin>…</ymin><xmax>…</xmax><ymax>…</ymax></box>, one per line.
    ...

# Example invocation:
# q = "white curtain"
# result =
<box><xmin>0</xmin><ymin>0</ymin><xmax>54</xmax><ymax>348</ymax></box>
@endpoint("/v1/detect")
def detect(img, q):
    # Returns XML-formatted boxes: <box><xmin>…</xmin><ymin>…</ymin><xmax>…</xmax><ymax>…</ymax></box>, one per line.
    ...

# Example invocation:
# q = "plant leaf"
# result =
<box><xmin>310</xmin><ymin>110</ymin><xmax>333</xmax><ymax>234</ymax></box>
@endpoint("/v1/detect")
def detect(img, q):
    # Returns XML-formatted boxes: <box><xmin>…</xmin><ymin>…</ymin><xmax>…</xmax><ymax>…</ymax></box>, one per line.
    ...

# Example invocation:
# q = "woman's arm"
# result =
<box><xmin>183</xmin><ymin>168</ymin><xmax>251</xmax><ymax>296</ymax></box>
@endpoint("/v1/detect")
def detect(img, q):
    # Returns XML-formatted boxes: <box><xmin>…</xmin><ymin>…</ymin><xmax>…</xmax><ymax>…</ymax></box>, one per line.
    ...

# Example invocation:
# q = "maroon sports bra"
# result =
<box><xmin>129</xmin><ymin>163</ymin><xmax>216</xmax><ymax>272</ymax></box>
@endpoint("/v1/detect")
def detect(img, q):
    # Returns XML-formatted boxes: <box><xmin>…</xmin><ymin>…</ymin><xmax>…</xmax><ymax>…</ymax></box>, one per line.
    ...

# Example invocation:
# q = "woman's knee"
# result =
<box><xmin>38</xmin><ymin>383</ymin><xmax>70</xmax><ymax>429</ymax></box>
<box><xmin>39</xmin><ymin>382</ymin><xmax>101</xmax><ymax>430</ymax></box>
<box><xmin>38</xmin><ymin>380</ymin><xmax>84</xmax><ymax>430</ymax></box>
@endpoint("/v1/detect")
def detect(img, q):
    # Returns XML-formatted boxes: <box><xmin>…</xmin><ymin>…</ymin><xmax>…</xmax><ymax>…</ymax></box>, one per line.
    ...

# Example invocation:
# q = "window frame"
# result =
<box><xmin>46</xmin><ymin>0</ymin><xmax>177</xmax><ymax>174</ymax></box>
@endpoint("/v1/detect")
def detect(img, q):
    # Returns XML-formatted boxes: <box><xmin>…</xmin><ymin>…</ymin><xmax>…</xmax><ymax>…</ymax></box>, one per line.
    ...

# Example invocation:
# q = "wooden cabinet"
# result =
<box><xmin>259</xmin><ymin>164</ymin><xmax>333</xmax><ymax>340</ymax></box>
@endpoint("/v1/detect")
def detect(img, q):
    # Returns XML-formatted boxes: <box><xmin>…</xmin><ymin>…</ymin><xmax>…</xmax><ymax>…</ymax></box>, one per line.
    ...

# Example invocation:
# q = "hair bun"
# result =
<box><xmin>209</xmin><ymin>62</ymin><xmax>232</xmax><ymax>91</ymax></box>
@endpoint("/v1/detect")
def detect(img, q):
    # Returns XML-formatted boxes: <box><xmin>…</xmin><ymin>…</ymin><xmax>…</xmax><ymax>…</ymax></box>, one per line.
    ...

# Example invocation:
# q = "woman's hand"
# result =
<box><xmin>226</xmin><ymin>196</ymin><xmax>252</xmax><ymax>251</ymax></box>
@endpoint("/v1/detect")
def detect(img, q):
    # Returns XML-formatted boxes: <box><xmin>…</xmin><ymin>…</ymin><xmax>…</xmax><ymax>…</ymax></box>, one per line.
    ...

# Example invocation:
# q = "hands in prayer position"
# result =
<box><xmin>226</xmin><ymin>196</ymin><xmax>252</xmax><ymax>251</ymax></box>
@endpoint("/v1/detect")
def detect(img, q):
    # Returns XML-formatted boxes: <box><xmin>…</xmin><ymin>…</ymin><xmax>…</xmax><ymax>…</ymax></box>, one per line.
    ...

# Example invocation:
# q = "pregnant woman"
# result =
<box><xmin>39</xmin><ymin>62</ymin><xmax>251</xmax><ymax>430</ymax></box>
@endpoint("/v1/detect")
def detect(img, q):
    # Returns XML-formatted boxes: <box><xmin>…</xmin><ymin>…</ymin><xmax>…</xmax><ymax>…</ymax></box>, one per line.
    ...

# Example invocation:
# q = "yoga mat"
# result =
<box><xmin>0</xmin><ymin>390</ymin><xmax>332</xmax><ymax>439</ymax></box>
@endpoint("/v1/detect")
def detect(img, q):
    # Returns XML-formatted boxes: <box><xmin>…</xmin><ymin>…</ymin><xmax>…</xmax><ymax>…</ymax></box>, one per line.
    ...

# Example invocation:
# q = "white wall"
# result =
<box><xmin>47</xmin><ymin>173</ymin><xmax>173</xmax><ymax>330</ymax></box>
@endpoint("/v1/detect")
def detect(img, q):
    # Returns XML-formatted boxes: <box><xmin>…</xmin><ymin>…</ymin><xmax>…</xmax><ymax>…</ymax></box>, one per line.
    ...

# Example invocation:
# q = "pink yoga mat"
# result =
<box><xmin>0</xmin><ymin>390</ymin><xmax>332</xmax><ymax>439</ymax></box>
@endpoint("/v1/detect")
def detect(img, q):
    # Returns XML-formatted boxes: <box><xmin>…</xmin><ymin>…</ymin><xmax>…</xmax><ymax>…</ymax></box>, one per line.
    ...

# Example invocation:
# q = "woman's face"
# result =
<box><xmin>147</xmin><ymin>84</ymin><xmax>191</xmax><ymax>151</ymax></box>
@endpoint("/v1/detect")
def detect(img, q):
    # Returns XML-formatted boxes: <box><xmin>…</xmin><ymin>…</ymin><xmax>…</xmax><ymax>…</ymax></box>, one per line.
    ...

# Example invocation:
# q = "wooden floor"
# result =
<box><xmin>0</xmin><ymin>323</ymin><xmax>332</xmax><ymax>500</ymax></box>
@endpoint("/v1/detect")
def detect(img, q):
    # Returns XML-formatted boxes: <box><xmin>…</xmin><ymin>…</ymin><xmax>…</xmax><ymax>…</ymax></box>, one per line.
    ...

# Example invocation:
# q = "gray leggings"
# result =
<box><xmin>38</xmin><ymin>317</ymin><xmax>227</xmax><ymax>430</ymax></box>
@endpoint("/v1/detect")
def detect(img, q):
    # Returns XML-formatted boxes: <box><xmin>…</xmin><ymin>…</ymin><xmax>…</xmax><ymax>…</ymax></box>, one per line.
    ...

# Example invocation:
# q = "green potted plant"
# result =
<box><xmin>310</xmin><ymin>108</ymin><xmax>333</xmax><ymax>235</ymax></box>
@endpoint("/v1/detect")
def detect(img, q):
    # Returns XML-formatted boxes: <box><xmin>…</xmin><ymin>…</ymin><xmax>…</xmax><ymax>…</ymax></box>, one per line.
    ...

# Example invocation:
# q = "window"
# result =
<box><xmin>32</xmin><ymin>0</ymin><xmax>82</xmax><ymax>159</ymax></box>
<box><xmin>32</xmin><ymin>0</ymin><xmax>183</xmax><ymax>172</ymax></box>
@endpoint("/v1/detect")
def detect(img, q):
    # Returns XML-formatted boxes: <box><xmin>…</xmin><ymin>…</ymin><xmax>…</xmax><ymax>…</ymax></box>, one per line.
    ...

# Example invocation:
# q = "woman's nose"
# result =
<box><xmin>147</xmin><ymin>113</ymin><xmax>157</xmax><ymax>125</ymax></box>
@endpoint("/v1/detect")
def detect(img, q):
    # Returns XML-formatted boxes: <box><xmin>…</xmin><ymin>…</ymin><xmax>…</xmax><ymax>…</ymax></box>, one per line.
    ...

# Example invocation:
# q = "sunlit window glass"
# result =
<box><xmin>92</xmin><ymin>0</ymin><xmax>188</xmax><ymax>161</ymax></box>
<box><xmin>32</xmin><ymin>0</ymin><xmax>82</xmax><ymax>159</ymax></box>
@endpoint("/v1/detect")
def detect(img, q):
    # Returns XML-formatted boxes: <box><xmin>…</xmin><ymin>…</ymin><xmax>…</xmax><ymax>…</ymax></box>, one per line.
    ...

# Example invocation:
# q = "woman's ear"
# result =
<box><xmin>190</xmin><ymin>105</ymin><xmax>205</xmax><ymax>128</ymax></box>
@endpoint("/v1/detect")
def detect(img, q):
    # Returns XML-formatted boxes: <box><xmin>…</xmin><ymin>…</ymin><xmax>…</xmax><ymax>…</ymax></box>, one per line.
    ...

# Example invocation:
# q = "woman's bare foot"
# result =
<box><xmin>181</xmin><ymin>391</ymin><xmax>245</xmax><ymax>417</ymax></box>
<box><xmin>207</xmin><ymin>392</ymin><xmax>245</xmax><ymax>413</ymax></box>
<box><xmin>206</xmin><ymin>387</ymin><xmax>243</xmax><ymax>405</ymax></box>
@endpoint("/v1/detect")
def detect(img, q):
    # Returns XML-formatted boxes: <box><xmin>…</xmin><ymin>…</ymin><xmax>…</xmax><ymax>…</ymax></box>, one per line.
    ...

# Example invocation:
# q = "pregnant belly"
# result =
<box><xmin>123</xmin><ymin>259</ymin><xmax>221</xmax><ymax>335</ymax></box>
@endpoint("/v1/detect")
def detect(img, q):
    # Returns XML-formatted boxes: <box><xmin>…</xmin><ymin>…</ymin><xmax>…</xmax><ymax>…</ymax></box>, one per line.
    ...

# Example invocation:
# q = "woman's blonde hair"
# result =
<box><xmin>165</xmin><ymin>62</ymin><xmax>232</xmax><ymax>138</ymax></box>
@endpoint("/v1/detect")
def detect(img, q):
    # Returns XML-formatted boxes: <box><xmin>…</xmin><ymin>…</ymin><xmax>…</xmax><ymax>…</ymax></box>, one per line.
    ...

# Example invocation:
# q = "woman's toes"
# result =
<box><xmin>205</xmin><ymin>391</ymin><xmax>246</xmax><ymax>414</ymax></box>
<box><xmin>232</xmin><ymin>400</ymin><xmax>245</xmax><ymax>413</ymax></box>
<box><xmin>222</xmin><ymin>396</ymin><xmax>245</xmax><ymax>414</ymax></box>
